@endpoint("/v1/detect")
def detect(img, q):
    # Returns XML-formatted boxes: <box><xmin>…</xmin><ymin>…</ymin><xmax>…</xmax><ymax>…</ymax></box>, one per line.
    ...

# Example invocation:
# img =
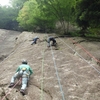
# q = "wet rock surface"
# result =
<box><xmin>0</xmin><ymin>29</ymin><xmax>100</xmax><ymax>100</ymax></box>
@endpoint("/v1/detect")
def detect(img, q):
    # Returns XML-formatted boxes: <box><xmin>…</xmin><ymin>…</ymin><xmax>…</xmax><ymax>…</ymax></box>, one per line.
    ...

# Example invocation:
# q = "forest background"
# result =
<box><xmin>0</xmin><ymin>0</ymin><xmax>100</xmax><ymax>37</ymax></box>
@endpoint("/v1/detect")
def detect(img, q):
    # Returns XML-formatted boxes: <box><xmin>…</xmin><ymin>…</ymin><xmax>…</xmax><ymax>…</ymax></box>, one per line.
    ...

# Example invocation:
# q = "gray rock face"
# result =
<box><xmin>0</xmin><ymin>29</ymin><xmax>21</xmax><ymax>61</ymax></box>
<box><xmin>0</xmin><ymin>30</ymin><xmax>100</xmax><ymax>100</ymax></box>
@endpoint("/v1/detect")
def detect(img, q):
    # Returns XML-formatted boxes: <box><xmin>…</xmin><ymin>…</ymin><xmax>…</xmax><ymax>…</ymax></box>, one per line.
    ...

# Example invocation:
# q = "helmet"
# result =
<box><xmin>22</xmin><ymin>60</ymin><xmax>27</xmax><ymax>64</ymax></box>
<box><xmin>35</xmin><ymin>36</ymin><xmax>38</xmax><ymax>38</ymax></box>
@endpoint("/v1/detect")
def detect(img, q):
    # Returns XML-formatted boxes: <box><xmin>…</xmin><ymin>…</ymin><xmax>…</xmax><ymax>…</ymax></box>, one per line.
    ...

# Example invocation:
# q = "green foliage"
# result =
<box><xmin>17</xmin><ymin>0</ymin><xmax>40</xmax><ymax>30</ymax></box>
<box><xmin>0</xmin><ymin>0</ymin><xmax>28</xmax><ymax>30</ymax></box>
<box><xmin>86</xmin><ymin>28</ymin><xmax>100</xmax><ymax>37</ymax></box>
<box><xmin>69</xmin><ymin>30</ymin><xmax>81</xmax><ymax>37</ymax></box>
<box><xmin>75</xmin><ymin>0</ymin><xmax>100</xmax><ymax>29</ymax></box>
<box><xmin>0</xmin><ymin>6</ymin><xmax>19</xmax><ymax>30</ymax></box>
<box><xmin>10</xmin><ymin>0</ymin><xmax>28</xmax><ymax>10</ymax></box>
<box><xmin>17</xmin><ymin>0</ymin><xmax>56</xmax><ymax>32</ymax></box>
<box><xmin>0</xmin><ymin>0</ymin><xmax>77</xmax><ymax>32</ymax></box>
<box><xmin>0</xmin><ymin>0</ymin><xmax>100</xmax><ymax>37</ymax></box>
<box><xmin>36</xmin><ymin>0</ymin><xmax>76</xmax><ymax>33</ymax></box>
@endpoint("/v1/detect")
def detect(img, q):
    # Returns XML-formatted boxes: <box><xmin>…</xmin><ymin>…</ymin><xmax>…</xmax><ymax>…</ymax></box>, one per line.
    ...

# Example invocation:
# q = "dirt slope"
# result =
<box><xmin>0</xmin><ymin>31</ymin><xmax>100</xmax><ymax>100</ymax></box>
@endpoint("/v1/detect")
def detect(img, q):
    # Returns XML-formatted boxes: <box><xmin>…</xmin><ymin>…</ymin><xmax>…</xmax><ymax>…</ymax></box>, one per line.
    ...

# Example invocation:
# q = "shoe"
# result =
<box><xmin>8</xmin><ymin>83</ymin><xmax>14</xmax><ymax>88</ymax></box>
<box><xmin>20</xmin><ymin>89</ymin><xmax>25</xmax><ymax>95</ymax></box>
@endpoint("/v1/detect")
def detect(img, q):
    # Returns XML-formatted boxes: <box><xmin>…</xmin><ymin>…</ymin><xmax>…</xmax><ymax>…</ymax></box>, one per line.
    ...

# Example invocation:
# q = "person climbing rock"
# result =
<box><xmin>9</xmin><ymin>60</ymin><xmax>33</xmax><ymax>95</ymax></box>
<box><xmin>47</xmin><ymin>37</ymin><xmax>57</xmax><ymax>47</ymax></box>
<box><xmin>30</xmin><ymin>36</ymin><xmax>40</xmax><ymax>45</ymax></box>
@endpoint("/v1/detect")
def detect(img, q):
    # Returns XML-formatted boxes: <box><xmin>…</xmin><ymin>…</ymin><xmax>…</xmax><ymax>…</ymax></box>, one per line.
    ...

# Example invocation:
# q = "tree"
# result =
<box><xmin>10</xmin><ymin>0</ymin><xmax>28</xmax><ymax>10</ymax></box>
<box><xmin>0</xmin><ymin>6</ymin><xmax>19</xmax><ymax>30</ymax></box>
<box><xmin>36</xmin><ymin>0</ymin><xmax>75</xmax><ymax>33</ymax></box>
<box><xmin>75</xmin><ymin>0</ymin><xmax>100</xmax><ymax>36</ymax></box>
<box><xmin>17</xmin><ymin>0</ymin><xmax>56</xmax><ymax>32</ymax></box>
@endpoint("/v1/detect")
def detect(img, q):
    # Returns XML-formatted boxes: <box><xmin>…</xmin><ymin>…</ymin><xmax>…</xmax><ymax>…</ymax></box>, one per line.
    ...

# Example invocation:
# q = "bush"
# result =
<box><xmin>69</xmin><ymin>30</ymin><xmax>81</xmax><ymax>37</ymax></box>
<box><xmin>85</xmin><ymin>28</ymin><xmax>100</xmax><ymax>38</ymax></box>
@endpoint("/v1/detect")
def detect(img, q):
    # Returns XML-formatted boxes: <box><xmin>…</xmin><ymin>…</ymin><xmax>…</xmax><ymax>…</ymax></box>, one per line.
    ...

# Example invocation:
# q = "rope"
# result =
<box><xmin>40</xmin><ymin>35</ymin><xmax>46</xmax><ymax>100</ymax></box>
<box><xmin>2</xmin><ymin>78</ymin><xmax>22</xmax><ymax>100</ymax></box>
<box><xmin>50</xmin><ymin>46</ymin><xmax>65</xmax><ymax>100</ymax></box>
<box><xmin>70</xmin><ymin>38</ymin><xmax>100</xmax><ymax>63</ymax></box>
<box><xmin>58</xmin><ymin>37</ymin><xmax>100</xmax><ymax>74</ymax></box>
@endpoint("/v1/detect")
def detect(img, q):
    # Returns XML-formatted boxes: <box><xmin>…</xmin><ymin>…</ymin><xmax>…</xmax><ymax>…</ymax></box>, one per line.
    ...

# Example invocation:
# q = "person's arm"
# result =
<box><xmin>29</xmin><ymin>67</ymin><xmax>33</xmax><ymax>75</ymax></box>
<box><xmin>29</xmin><ymin>38</ymin><xmax>35</xmax><ymax>41</ymax></box>
<box><xmin>43</xmin><ymin>38</ymin><xmax>48</xmax><ymax>42</ymax></box>
<box><xmin>39</xmin><ymin>39</ymin><xmax>47</xmax><ymax>42</ymax></box>
<box><xmin>37</xmin><ymin>38</ymin><xmax>41</xmax><ymax>42</ymax></box>
<box><xmin>16</xmin><ymin>67</ymin><xmax>20</xmax><ymax>72</ymax></box>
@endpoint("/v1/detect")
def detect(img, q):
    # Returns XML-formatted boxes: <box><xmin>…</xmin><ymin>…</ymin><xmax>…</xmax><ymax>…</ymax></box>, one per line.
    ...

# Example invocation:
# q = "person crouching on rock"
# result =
<box><xmin>9</xmin><ymin>60</ymin><xmax>33</xmax><ymax>95</ymax></box>
<box><xmin>30</xmin><ymin>36</ymin><xmax>40</xmax><ymax>45</ymax></box>
<box><xmin>47</xmin><ymin>37</ymin><xmax>57</xmax><ymax>48</ymax></box>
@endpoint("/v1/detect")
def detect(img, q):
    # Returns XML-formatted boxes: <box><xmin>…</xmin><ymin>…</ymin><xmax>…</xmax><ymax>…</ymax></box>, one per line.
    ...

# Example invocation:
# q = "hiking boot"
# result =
<box><xmin>8</xmin><ymin>83</ymin><xmax>14</xmax><ymax>88</ymax></box>
<box><xmin>20</xmin><ymin>89</ymin><xmax>25</xmax><ymax>95</ymax></box>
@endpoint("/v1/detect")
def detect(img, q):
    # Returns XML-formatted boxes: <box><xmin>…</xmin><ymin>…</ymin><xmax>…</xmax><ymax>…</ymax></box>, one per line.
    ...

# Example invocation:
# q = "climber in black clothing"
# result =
<box><xmin>31</xmin><ymin>36</ymin><xmax>40</xmax><ymax>45</ymax></box>
<box><xmin>47</xmin><ymin>37</ymin><xmax>57</xmax><ymax>47</ymax></box>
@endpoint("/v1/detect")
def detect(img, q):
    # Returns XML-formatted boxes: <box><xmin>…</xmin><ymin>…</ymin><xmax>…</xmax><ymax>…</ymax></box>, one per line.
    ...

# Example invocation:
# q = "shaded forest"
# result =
<box><xmin>0</xmin><ymin>0</ymin><xmax>100</xmax><ymax>37</ymax></box>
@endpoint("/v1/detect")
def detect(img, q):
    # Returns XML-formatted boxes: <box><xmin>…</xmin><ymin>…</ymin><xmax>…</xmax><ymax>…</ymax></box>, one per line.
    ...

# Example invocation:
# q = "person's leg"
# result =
<box><xmin>34</xmin><ymin>40</ymin><xmax>36</xmax><ymax>44</ymax></box>
<box><xmin>54</xmin><ymin>42</ymin><xmax>57</xmax><ymax>47</ymax></box>
<box><xmin>53</xmin><ymin>39</ymin><xmax>56</xmax><ymax>44</ymax></box>
<box><xmin>47</xmin><ymin>42</ymin><xmax>50</xmax><ymax>47</ymax></box>
<box><xmin>9</xmin><ymin>72</ymin><xmax>19</xmax><ymax>87</ymax></box>
<box><xmin>47</xmin><ymin>39</ymin><xmax>50</xmax><ymax>47</ymax></box>
<box><xmin>31</xmin><ymin>41</ymin><xmax>34</xmax><ymax>45</ymax></box>
<box><xmin>20</xmin><ymin>77</ymin><xmax>28</xmax><ymax>95</ymax></box>
<box><xmin>51</xmin><ymin>40</ymin><xmax>55</xmax><ymax>46</ymax></box>
<box><xmin>31</xmin><ymin>40</ymin><xmax>37</xmax><ymax>45</ymax></box>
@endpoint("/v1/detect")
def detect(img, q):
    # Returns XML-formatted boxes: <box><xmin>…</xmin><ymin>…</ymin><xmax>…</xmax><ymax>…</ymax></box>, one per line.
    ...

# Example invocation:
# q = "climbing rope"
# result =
<box><xmin>58</xmin><ymin>37</ymin><xmax>100</xmax><ymax>74</ymax></box>
<box><xmin>69</xmin><ymin>38</ymin><xmax>100</xmax><ymax>63</ymax></box>
<box><xmin>40</xmin><ymin>35</ymin><xmax>46</xmax><ymax>100</ymax></box>
<box><xmin>50</xmin><ymin>46</ymin><xmax>66</xmax><ymax>100</ymax></box>
<box><xmin>2</xmin><ymin>78</ymin><xmax>22</xmax><ymax>100</ymax></box>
